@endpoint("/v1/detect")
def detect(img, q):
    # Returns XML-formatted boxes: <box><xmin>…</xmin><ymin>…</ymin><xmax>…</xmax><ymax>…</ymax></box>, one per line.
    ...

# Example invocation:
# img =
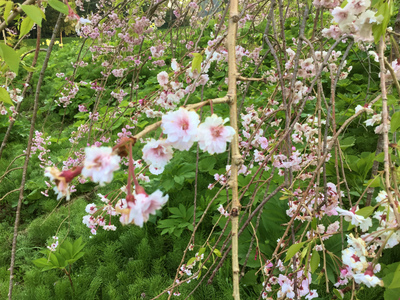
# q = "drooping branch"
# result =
<box><xmin>8</xmin><ymin>13</ymin><xmax>63</xmax><ymax>300</ymax></box>
<box><xmin>378</xmin><ymin>38</ymin><xmax>400</xmax><ymax>226</ymax></box>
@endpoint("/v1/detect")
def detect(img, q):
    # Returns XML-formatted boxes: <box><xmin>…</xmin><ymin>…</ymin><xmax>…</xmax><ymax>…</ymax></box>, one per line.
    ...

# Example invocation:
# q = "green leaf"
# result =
<box><xmin>356</xmin><ymin>206</ymin><xmax>374</xmax><ymax>218</ymax></box>
<box><xmin>241</xmin><ymin>270</ymin><xmax>257</xmax><ymax>286</ymax></box>
<box><xmin>19</xmin><ymin>16</ymin><xmax>34</xmax><ymax>38</ymax></box>
<box><xmin>160</xmin><ymin>228</ymin><xmax>171</xmax><ymax>235</ymax></box>
<box><xmin>162</xmin><ymin>178</ymin><xmax>174</xmax><ymax>191</ymax></box>
<box><xmin>168</xmin><ymin>206</ymin><xmax>183</xmax><ymax>216</ymax></box>
<box><xmin>48</xmin><ymin>0</ymin><xmax>68</xmax><ymax>15</ymax></box>
<box><xmin>199</xmin><ymin>156</ymin><xmax>216</xmax><ymax>172</ymax></box>
<box><xmin>54</xmin><ymin>252</ymin><xmax>67</xmax><ymax>268</ymax></box>
<box><xmin>0</xmin><ymin>87</ymin><xmax>13</xmax><ymax>105</ymax></box>
<box><xmin>301</xmin><ymin>244</ymin><xmax>309</xmax><ymax>260</ymax></box>
<box><xmin>48</xmin><ymin>253</ymin><xmax>59</xmax><ymax>267</ymax></box>
<box><xmin>67</xmin><ymin>251</ymin><xmax>85</xmax><ymax>263</ymax></box>
<box><xmin>375</xmin><ymin>152</ymin><xmax>385</xmax><ymax>162</ymax></box>
<box><xmin>20</xmin><ymin>61</ymin><xmax>36</xmax><ymax>72</ymax></box>
<box><xmin>213</xmin><ymin>249</ymin><xmax>222</xmax><ymax>257</ymax></box>
<box><xmin>32</xmin><ymin>257</ymin><xmax>52</xmax><ymax>268</ymax></box>
<box><xmin>60</xmin><ymin>241</ymin><xmax>73</xmax><ymax>259</ymax></box>
<box><xmin>339</xmin><ymin>136</ymin><xmax>356</xmax><ymax>150</ymax></box>
<box><xmin>0</xmin><ymin>43</ymin><xmax>20</xmax><ymax>74</ymax></box>
<box><xmin>4</xmin><ymin>1</ymin><xmax>13</xmax><ymax>24</ymax></box>
<box><xmin>391</xmin><ymin>111</ymin><xmax>400</xmax><ymax>132</ymax></box>
<box><xmin>311</xmin><ymin>218</ymin><xmax>317</xmax><ymax>230</ymax></box>
<box><xmin>173</xmin><ymin>175</ymin><xmax>185</xmax><ymax>185</ymax></box>
<box><xmin>310</xmin><ymin>250</ymin><xmax>320</xmax><ymax>273</ymax></box>
<box><xmin>198</xmin><ymin>247</ymin><xmax>206</xmax><ymax>256</ymax></box>
<box><xmin>285</xmin><ymin>242</ymin><xmax>305</xmax><ymax>262</ymax></box>
<box><xmin>333</xmin><ymin>289</ymin><xmax>343</xmax><ymax>300</ymax></box>
<box><xmin>373</xmin><ymin>3</ymin><xmax>390</xmax><ymax>43</ymax></box>
<box><xmin>72</xmin><ymin>237</ymin><xmax>85</xmax><ymax>256</ymax></box>
<box><xmin>21</xmin><ymin>4</ymin><xmax>43</xmax><ymax>26</ymax></box>
<box><xmin>371</xmin><ymin>0</ymin><xmax>380</xmax><ymax>8</ymax></box>
<box><xmin>364</xmin><ymin>175</ymin><xmax>381</xmax><ymax>188</ymax></box>
<box><xmin>388</xmin><ymin>264</ymin><xmax>400</xmax><ymax>289</ymax></box>
<box><xmin>187</xmin><ymin>257</ymin><xmax>196</xmax><ymax>266</ymax></box>
<box><xmin>191</xmin><ymin>53</ymin><xmax>203</xmax><ymax>73</ymax></box>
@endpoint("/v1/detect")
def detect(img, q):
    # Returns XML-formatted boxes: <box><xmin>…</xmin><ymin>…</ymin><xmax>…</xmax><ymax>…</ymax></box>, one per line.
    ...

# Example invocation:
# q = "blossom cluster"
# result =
<box><xmin>337</xmin><ymin>234</ymin><xmax>383</xmax><ymax>288</ymax></box>
<box><xmin>262</xmin><ymin>263</ymin><xmax>318</xmax><ymax>299</ymax></box>
<box><xmin>143</xmin><ymin>107</ymin><xmax>235</xmax><ymax>174</ymax></box>
<box><xmin>323</xmin><ymin>0</ymin><xmax>382</xmax><ymax>42</ymax></box>
<box><xmin>29</xmin><ymin>131</ymin><xmax>52</xmax><ymax>168</ymax></box>
<box><xmin>45</xmin><ymin>147</ymin><xmax>120</xmax><ymax>200</ymax></box>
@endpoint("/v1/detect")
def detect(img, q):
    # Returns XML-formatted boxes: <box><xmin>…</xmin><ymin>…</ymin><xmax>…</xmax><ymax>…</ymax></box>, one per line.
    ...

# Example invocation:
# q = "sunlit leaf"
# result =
<box><xmin>285</xmin><ymin>242</ymin><xmax>305</xmax><ymax>262</ymax></box>
<box><xmin>48</xmin><ymin>0</ymin><xmax>68</xmax><ymax>15</ymax></box>
<box><xmin>19</xmin><ymin>16</ymin><xmax>34</xmax><ymax>38</ymax></box>
<box><xmin>191</xmin><ymin>53</ymin><xmax>203</xmax><ymax>73</ymax></box>
<box><xmin>0</xmin><ymin>87</ymin><xmax>13</xmax><ymax>105</ymax></box>
<box><xmin>310</xmin><ymin>250</ymin><xmax>320</xmax><ymax>273</ymax></box>
<box><xmin>21</xmin><ymin>4</ymin><xmax>43</xmax><ymax>26</ymax></box>
<box><xmin>4</xmin><ymin>1</ymin><xmax>13</xmax><ymax>24</ymax></box>
<box><xmin>0</xmin><ymin>43</ymin><xmax>20</xmax><ymax>74</ymax></box>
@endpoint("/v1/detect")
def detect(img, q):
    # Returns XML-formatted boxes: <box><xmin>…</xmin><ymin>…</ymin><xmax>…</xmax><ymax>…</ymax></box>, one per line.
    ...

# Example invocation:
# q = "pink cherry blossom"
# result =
<box><xmin>142</xmin><ymin>139</ymin><xmax>173</xmax><ymax>174</ymax></box>
<box><xmin>144</xmin><ymin>190</ymin><xmax>169</xmax><ymax>217</ymax></box>
<box><xmin>171</xmin><ymin>58</ymin><xmax>179</xmax><ymax>71</ymax></box>
<box><xmin>157</xmin><ymin>71</ymin><xmax>169</xmax><ymax>86</ymax></box>
<box><xmin>135</xmin><ymin>190</ymin><xmax>169</xmax><ymax>225</ymax></box>
<box><xmin>331</xmin><ymin>7</ymin><xmax>355</xmax><ymax>29</ymax></box>
<box><xmin>112</xmin><ymin>68</ymin><xmax>126</xmax><ymax>77</ymax></box>
<box><xmin>258</xmin><ymin>136</ymin><xmax>269</xmax><ymax>149</ymax></box>
<box><xmin>85</xmin><ymin>203</ymin><xmax>98</xmax><ymax>214</ymax></box>
<box><xmin>161</xmin><ymin>108</ymin><xmax>200</xmax><ymax>151</ymax></box>
<box><xmin>118</xmin><ymin>190</ymin><xmax>168</xmax><ymax>227</ymax></box>
<box><xmin>197</xmin><ymin>114</ymin><xmax>235</xmax><ymax>154</ymax></box>
<box><xmin>81</xmin><ymin>147</ymin><xmax>121</xmax><ymax>186</ymax></box>
<box><xmin>346</xmin><ymin>0</ymin><xmax>371</xmax><ymax>15</ymax></box>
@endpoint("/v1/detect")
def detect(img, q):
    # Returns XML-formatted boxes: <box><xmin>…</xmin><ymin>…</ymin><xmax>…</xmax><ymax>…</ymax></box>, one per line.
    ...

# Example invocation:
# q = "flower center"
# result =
<box><xmin>211</xmin><ymin>126</ymin><xmax>223</xmax><ymax>138</ymax></box>
<box><xmin>181</xmin><ymin>120</ymin><xmax>189</xmax><ymax>130</ymax></box>
<box><xmin>351</xmin><ymin>254</ymin><xmax>360</xmax><ymax>262</ymax></box>
<box><xmin>154</xmin><ymin>145</ymin><xmax>165</xmax><ymax>156</ymax></box>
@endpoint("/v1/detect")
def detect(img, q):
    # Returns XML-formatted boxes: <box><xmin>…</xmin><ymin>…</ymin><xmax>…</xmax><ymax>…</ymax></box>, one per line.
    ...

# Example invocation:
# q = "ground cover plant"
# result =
<box><xmin>1</xmin><ymin>0</ymin><xmax>400</xmax><ymax>299</ymax></box>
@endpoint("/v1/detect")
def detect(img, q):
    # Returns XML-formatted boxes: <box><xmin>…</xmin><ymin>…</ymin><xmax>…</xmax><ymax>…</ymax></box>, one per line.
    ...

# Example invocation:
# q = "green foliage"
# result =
<box><xmin>47</xmin><ymin>0</ymin><xmax>69</xmax><ymax>15</ymax></box>
<box><xmin>0</xmin><ymin>43</ymin><xmax>20</xmax><ymax>74</ymax></box>
<box><xmin>157</xmin><ymin>204</ymin><xmax>202</xmax><ymax>237</ymax></box>
<box><xmin>20</xmin><ymin>4</ymin><xmax>44</xmax><ymax>27</ymax></box>
<box><xmin>372</xmin><ymin>0</ymin><xmax>396</xmax><ymax>43</ymax></box>
<box><xmin>0</xmin><ymin>87</ymin><xmax>13</xmax><ymax>105</ymax></box>
<box><xmin>33</xmin><ymin>237</ymin><xmax>85</xmax><ymax>271</ymax></box>
<box><xmin>191</xmin><ymin>53</ymin><xmax>203</xmax><ymax>73</ymax></box>
<box><xmin>2</xmin><ymin>1</ymin><xmax>400</xmax><ymax>299</ymax></box>
<box><xmin>285</xmin><ymin>242</ymin><xmax>306</xmax><ymax>262</ymax></box>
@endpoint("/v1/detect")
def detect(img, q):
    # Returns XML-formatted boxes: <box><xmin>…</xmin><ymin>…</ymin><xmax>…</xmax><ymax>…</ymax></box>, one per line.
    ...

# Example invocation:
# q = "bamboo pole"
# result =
<box><xmin>226</xmin><ymin>0</ymin><xmax>241</xmax><ymax>299</ymax></box>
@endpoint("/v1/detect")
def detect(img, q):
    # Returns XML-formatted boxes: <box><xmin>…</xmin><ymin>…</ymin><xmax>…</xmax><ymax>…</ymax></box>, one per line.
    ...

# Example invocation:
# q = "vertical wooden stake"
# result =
<box><xmin>227</xmin><ymin>0</ymin><xmax>240</xmax><ymax>299</ymax></box>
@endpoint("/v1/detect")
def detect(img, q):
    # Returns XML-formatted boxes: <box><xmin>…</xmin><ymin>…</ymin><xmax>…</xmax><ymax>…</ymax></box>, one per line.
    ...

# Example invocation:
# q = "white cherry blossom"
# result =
<box><xmin>82</xmin><ymin>147</ymin><xmax>121</xmax><ymax>186</ymax></box>
<box><xmin>197</xmin><ymin>114</ymin><xmax>235</xmax><ymax>154</ymax></box>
